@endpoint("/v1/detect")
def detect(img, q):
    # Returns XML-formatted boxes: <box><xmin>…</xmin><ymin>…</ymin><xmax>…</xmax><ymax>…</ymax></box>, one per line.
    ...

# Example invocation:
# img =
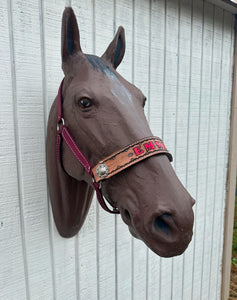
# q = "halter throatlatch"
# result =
<box><xmin>56</xmin><ymin>79</ymin><xmax>173</xmax><ymax>214</ymax></box>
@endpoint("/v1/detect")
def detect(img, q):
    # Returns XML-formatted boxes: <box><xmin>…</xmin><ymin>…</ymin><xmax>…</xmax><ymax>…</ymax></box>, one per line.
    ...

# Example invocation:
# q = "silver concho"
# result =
<box><xmin>96</xmin><ymin>163</ymin><xmax>109</xmax><ymax>178</ymax></box>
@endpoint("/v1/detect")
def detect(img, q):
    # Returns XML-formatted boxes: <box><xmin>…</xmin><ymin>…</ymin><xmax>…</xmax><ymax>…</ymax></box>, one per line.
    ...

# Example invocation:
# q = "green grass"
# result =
<box><xmin>232</xmin><ymin>186</ymin><xmax>237</xmax><ymax>255</ymax></box>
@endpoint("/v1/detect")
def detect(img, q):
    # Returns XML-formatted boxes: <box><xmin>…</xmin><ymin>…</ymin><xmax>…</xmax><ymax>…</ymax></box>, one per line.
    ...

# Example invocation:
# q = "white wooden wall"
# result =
<box><xmin>0</xmin><ymin>0</ymin><xmax>235</xmax><ymax>299</ymax></box>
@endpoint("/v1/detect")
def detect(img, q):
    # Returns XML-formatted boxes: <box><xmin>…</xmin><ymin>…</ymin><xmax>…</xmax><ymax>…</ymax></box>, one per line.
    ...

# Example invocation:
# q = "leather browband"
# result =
<box><xmin>92</xmin><ymin>137</ymin><xmax>172</xmax><ymax>183</ymax></box>
<box><xmin>56</xmin><ymin>79</ymin><xmax>173</xmax><ymax>214</ymax></box>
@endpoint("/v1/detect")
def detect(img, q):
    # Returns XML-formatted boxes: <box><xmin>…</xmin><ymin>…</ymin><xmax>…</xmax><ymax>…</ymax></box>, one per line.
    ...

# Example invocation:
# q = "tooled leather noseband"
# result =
<box><xmin>56</xmin><ymin>79</ymin><xmax>173</xmax><ymax>214</ymax></box>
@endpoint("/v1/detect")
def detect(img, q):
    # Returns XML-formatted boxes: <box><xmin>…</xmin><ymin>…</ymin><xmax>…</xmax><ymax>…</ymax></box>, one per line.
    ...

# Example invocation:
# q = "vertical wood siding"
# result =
<box><xmin>0</xmin><ymin>0</ymin><xmax>234</xmax><ymax>299</ymax></box>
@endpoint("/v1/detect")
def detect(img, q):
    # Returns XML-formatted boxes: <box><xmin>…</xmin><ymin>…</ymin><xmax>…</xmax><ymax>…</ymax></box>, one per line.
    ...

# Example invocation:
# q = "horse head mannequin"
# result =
<box><xmin>46</xmin><ymin>7</ymin><xmax>195</xmax><ymax>257</ymax></box>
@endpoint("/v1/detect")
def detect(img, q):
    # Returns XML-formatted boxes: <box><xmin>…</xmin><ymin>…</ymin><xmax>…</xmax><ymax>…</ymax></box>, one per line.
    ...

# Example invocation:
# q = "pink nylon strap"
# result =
<box><xmin>56</xmin><ymin>79</ymin><xmax>119</xmax><ymax>214</ymax></box>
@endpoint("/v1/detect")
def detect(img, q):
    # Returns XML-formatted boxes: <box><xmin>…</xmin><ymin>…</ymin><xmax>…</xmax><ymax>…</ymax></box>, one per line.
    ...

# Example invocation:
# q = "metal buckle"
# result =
<box><xmin>57</xmin><ymin>118</ymin><xmax>65</xmax><ymax>131</ymax></box>
<box><xmin>92</xmin><ymin>177</ymin><xmax>102</xmax><ymax>189</ymax></box>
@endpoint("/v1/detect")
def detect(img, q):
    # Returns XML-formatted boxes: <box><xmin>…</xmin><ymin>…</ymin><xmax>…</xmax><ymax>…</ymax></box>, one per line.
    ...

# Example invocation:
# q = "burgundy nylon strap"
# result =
<box><xmin>61</xmin><ymin>126</ymin><xmax>93</xmax><ymax>173</ymax></box>
<box><xmin>57</xmin><ymin>79</ymin><xmax>64</xmax><ymax>123</ymax></box>
<box><xmin>56</xmin><ymin>79</ymin><xmax>119</xmax><ymax>214</ymax></box>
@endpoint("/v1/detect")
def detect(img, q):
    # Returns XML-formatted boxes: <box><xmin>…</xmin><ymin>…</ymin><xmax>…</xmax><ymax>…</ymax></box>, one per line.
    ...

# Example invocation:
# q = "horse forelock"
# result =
<box><xmin>85</xmin><ymin>54</ymin><xmax>117</xmax><ymax>77</ymax></box>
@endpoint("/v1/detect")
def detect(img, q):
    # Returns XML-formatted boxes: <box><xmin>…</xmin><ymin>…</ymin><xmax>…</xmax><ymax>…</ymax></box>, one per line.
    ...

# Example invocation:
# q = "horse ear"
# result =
<box><xmin>102</xmin><ymin>26</ymin><xmax>125</xmax><ymax>69</ymax></box>
<box><xmin>46</xmin><ymin>102</ymin><xmax>94</xmax><ymax>237</ymax></box>
<box><xmin>61</xmin><ymin>7</ymin><xmax>81</xmax><ymax>63</ymax></box>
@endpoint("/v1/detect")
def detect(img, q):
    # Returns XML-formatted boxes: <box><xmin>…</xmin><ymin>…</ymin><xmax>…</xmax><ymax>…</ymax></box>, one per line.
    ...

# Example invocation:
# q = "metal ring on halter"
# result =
<box><xmin>92</xmin><ymin>176</ymin><xmax>102</xmax><ymax>189</ymax></box>
<box><xmin>57</xmin><ymin>118</ymin><xmax>65</xmax><ymax>131</ymax></box>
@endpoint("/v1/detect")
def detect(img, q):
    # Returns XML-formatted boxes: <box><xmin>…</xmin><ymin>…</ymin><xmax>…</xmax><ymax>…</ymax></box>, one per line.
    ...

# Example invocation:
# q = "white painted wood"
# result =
<box><xmin>41</xmin><ymin>1</ymin><xmax>78</xmax><ymax>299</ymax></box>
<box><xmin>182</xmin><ymin>1</ymin><xmax>204</xmax><ymax>299</ymax></box>
<box><xmin>201</xmin><ymin>6</ymin><xmax>224</xmax><ymax>299</ymax></box>
<box><xmin>8</xmin><ymin>1</ymin><xmax>54</xmax><ymax>299</ymax></box>
<box><xmin>192</xmin><ymin>3</ymin><xmax>215</xmax><ymax>300</ymax></box>
<box><xmin>0</xmin><ymin>0</ymin><xmax>235</xmax><ymax>299</ymax></box>
<box><xmin>0</xmin><ymin>1</ymin><xmax>27</xmax><ymax>299</ymax></box>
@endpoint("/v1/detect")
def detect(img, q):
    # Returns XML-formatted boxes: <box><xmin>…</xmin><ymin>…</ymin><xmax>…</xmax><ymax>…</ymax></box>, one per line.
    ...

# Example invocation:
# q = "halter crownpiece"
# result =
<box><xmin>56</xmin><ymin>79</ymin><xmax>173</xmax><ymax>214</ymax></box>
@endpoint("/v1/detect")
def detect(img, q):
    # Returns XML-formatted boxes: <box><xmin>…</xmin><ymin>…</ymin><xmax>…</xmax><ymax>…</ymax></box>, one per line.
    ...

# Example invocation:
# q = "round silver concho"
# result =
<box><xmin>96</xmin><ymin>163</ymin><xmax>109</xmax><ymax>178</ymax></box>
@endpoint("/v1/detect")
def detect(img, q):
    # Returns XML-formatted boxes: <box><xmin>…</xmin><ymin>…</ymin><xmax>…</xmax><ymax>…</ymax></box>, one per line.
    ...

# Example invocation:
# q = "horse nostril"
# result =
<box><xmin>124</xmin><ymin>209</ymin><xmax>131</xmax><ymax>222</ymax></box>
<box><xmin>153</xmin><ymin>213</ymin><xmax>172</xmax><ymax>235</ymax></box>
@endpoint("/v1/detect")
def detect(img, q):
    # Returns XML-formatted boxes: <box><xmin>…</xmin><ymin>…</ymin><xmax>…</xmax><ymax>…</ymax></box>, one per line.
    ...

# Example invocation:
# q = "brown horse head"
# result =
<box><xmin>46</xmin><ymin>7</ymin><xmax>195</xmax><ymax>257</ymax></box>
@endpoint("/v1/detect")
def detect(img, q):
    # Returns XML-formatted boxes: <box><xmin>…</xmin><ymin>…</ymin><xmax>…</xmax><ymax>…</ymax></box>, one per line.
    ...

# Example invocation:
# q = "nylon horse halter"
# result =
<box><xmin>56</xmin><ymin>79</ymin><xmax>173</xmax><ymax>214</ymax></box>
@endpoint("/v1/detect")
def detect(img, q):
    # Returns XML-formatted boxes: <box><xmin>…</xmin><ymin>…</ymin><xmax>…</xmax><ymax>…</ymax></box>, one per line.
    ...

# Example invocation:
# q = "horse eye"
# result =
<box><xmin>79</xmin><ymin>98</ymin><xmax>91</xmax><ymax>108</ymax></box>
<box><xmin>143</xmin><ymin>98</ymin><xmax>147</xmax><ymax>108</ymax></box>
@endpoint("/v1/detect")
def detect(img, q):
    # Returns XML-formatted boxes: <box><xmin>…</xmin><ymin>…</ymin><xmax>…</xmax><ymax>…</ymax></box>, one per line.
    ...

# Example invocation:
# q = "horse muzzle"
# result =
<box><xmin>103</xmin><ymin>155</ymin><xmax>195</xmax><ymax>257</ymax></box>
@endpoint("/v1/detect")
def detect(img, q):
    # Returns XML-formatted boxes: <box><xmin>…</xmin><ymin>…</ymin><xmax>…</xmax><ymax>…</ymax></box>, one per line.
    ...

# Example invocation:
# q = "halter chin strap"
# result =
<box><xmin>56</xmin><ymin>79</ymin><xmax>173</xmax><ymax>214</ymax></box>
